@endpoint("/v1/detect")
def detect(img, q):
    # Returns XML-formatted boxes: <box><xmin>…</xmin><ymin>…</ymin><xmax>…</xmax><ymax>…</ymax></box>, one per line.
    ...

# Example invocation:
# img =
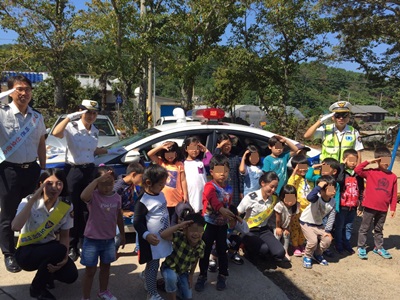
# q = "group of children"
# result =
<box><xmin>78</xmin><ymin>133</ymin><xmax>397</xmax><ymax>300</ymax></box>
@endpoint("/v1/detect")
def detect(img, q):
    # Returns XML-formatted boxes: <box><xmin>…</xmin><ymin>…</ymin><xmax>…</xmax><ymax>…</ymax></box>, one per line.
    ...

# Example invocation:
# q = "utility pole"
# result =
<box><xmin>141</xmin><ymin>0</ymin><xmax>152</xmax><ymax>128</ymax></box>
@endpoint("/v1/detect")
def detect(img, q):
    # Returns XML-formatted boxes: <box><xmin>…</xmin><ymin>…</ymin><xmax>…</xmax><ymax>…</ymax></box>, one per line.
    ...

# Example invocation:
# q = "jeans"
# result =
<box><xmin>161</xmin><ymin>266</ymin><xmax>192</xmax><ymax>299</ymax></box>
<box><xmin>81</xmin><ymin>237</ymin><xmax>116</xmax><ymax>266</ymax></box>
<box><xmin>335</xmin><ymin>208</ymin><xmax>356</xmax><ymax>248</ymax></box>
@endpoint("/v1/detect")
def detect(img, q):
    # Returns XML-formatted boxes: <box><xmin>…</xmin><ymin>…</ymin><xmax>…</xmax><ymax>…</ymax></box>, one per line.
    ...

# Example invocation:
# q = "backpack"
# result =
<box><xmin>340</xmin><ymin>174</ymin><xmax>360</xmax><ymax>208</ymax></box>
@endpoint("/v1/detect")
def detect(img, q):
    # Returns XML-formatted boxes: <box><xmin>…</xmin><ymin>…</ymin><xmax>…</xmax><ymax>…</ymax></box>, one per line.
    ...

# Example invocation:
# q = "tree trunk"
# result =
<box><xmin>54</xmin><ymin>78</ymin><xmax>66</xmax><ymax>109</ymax></box>
<box><xmin>99</xmin><ymin>73</ymin><xmax>108</xmax><ymax>112</ymax></box>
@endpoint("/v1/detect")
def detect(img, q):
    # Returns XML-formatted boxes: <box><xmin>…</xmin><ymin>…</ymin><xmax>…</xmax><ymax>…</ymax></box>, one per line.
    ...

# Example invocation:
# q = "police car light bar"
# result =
<box><xmin>192</xmin><ymin>108</ymin><xmax>225</xmax><ymax>120</ymax></box>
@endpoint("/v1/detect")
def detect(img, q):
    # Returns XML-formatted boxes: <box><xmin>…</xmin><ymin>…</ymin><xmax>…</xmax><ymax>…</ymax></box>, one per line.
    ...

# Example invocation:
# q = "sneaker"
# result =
<box><xmin>98</xmin><ymin>290</ymin><xmax>117</xmax><ymax>300</ymax></box>
<box><xmin>293</xmin><ymin>247</ymin><xmax>302</xmax><ymax>257</ymax></box>
<box><xmin>208</xmin><ymin>259</ymin><xmax>217</xmax><ymax>272</ymax></box>
<box><xmin>195</xmin><ymin>275</ymin><xmax>207</xmax><ymax>292</ymax></box>
<box><xmin>216</xmin><ymin>274</ymin><xmax>227</xmax><ymax>291</ymax></box>
<box><xmin>229</xmin><ymin>252</ymin><xmax>244</xmax><ymax>265</ymax></box>
<box><xmin>357</xmin><ymin>247</ymin><xmax>368</xmax><ymax>259</ymax></box>
<box><xmin>303</xmin><ymin>257</ymin><xmax>312</xmax><ymax>269</ymax></box>
<box><xmin>147</xmin><ymin>294</ymin><xmax>164</xmax><ymax>300</ymax></box>
<box><xmin>313</xmin><ymin>254</ymin><xmax>328</xmax><ymax>266</ymax></box>
<box><xmin>373</xmin><ymin>247</ymin><xmax>392</xmax><ymax>259</ymax></box>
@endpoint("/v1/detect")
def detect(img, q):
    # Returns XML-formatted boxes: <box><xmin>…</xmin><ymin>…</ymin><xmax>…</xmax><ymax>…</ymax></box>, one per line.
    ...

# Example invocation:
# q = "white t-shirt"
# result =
<box><xmin>16</xmin><ymin>196</ymin><xmax>73</xmax><ymax>244</ymax></box>
<box><xmin>64</xmin><ymin>119</ymin><xmax>99</xmax><ymax>164</ymax></box>
<box><xmin>274</xmin><ymin>201</ymin><xmax>300</xmax><ymax>229</ymax></box>
<box><xmin>184</xmin><ymin>159</ymin><xmax>207</xmax><ymax>212</ymax></box>
<box><xmin>141</xmin><ymin>192</ymin><xmax>172</xmax><ymax>259</ymax></box>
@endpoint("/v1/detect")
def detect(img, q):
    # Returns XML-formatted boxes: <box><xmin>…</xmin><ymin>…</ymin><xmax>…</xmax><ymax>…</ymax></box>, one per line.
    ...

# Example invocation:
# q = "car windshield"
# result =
<box><xmin>108</xmin><ymin>128</ymin><xmax>161</xmax><ymax>148</ymax></box>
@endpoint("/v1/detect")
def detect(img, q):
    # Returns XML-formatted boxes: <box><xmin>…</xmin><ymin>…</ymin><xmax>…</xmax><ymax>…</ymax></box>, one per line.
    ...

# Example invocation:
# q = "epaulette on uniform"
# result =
<box><xmin>249</xmin><ymin>192</ymin><xmax>257</xmax><ymax>199</ymax></box>
<box><xmin>61</xmin><ymin>197</ymin><xmax>72</xmax><ymax>205</ymax></box>
<box><xmin>71</xmin><ymin>121</ymin><xmax>78</xmax><ymax>128</ymax></box>
<box><xmin>0</xmin><ymin>103</ymin><xmax>9</xmax><ymax>109</ymax></box>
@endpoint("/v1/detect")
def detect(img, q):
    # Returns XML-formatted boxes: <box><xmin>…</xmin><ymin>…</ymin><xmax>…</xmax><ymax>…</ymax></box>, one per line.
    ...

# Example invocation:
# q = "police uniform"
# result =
<box><xmin>237</xmin><ymin>190</ymin><xmax>285</xmax><ymax>260</ymax></box>
<box><xmin>62</xmin><ymin>103</ymin><xmax>99</xmax><ymax>257</ymax></box>
<box><xmin>14</xmin><ymin>196</ymin><xmax>78</xmax><ymax>296</ymax></box>
<box><xmin>0</xmin><ymin>102</ymin><xmax>46</xmax><ymax>260</ymax></box>
<box><xmin>313</xmin><ymin>101</ymin><xmax>363</xmax><ymax>162</ymax></box>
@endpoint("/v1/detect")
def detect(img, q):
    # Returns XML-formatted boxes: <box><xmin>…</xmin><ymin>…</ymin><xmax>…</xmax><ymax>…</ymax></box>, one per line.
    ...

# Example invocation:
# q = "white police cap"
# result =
<box><xmin>80</xmin><ymin>99</ymin><xmax>100</xmax><ymax>111</ymax></box>
<box><xmin>329</xmin><ymin>101</ymin><xmax>352</xmax><ymax>113</ymax></box>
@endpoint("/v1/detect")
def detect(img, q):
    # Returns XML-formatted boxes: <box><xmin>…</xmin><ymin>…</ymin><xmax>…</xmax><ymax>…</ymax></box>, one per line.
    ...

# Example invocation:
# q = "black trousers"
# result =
<box><xmin>242</xmin><ymin>226</ymin><xmax>285</xmax><ymax>260</ymax></box>
<box><xmin>65</xmin><ymin>164</ymin><xmax>95</xmax><ymax>250</ymax></box>
<box><xmin>0</xmin><ymin>162</ymin><xmax>40</xmax><ymax>256</ymax></box>
<box><xmin>199</xmin><ymin>222</ymin><xmax>229</xmax><ymax>277</ymax></box>
<box><xmin>15</xmin><ymin>241</ymin><xmax>78</xmax><ymax>290</ymax></box>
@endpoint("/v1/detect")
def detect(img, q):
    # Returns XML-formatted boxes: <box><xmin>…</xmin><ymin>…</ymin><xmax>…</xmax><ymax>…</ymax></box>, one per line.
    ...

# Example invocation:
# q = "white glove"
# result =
<box><xmin>319</xmin><ymin>112</ymin><xmax>334</xmax><ymax>124</ymax></box>
<box><xmin>107</xmin><ymin>147</ymin><xmax>125</xmax><ymax>155</ymax></box>
<box><xmin>67</xmin><ymin>110</ymin><xmax>87</xmax><ymax>121</ymax></box>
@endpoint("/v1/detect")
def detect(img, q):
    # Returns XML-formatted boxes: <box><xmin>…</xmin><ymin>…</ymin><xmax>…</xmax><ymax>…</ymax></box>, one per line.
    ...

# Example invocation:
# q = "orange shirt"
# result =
<box><xmin>159</xmin><ymin>159</ymin><xmax>184</xmax><ymax>207</ymax></box>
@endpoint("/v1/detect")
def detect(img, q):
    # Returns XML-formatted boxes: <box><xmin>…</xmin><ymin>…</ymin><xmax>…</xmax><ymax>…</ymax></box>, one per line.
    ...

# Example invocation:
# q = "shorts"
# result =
<box><xmin>80</xmin><ymin>237</ymin><xmax>116</xmax><ymax>267</ymax></box>
<box><xmin>161</xmin><ymin>265</ymin><xmax>192</xmax><ymax>299</ymax></box>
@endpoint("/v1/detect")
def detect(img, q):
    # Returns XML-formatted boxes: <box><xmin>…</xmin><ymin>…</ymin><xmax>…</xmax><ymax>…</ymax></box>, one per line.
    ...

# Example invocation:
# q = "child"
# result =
<box><xmin>160</xmin><ymin>213</ymin><xmax>205</xmax><ymax>300</ymax></box>
<box><xmin>355</xmin><ymin>147</ymin><xmax>397</xmax><ymax>260</ymax></box>
<box><xmin>288</xmin><ymin>154</ymin><xmax>314</xmax><ymax>256</ymax></box>
<box><xmin>148</xmin><ymin>141</ymin><xmax>189</xmax><ymax>220</ymax></box>
<box><xmin>134</xmin><ymin>164</ymin><xmax>172</xmax><ymax>300</ymax></box>
<box><xmin>113</xmin><ymin>162</ymin><xmax>144</xmax><ymax>254</ymax></box>
<box><xmin>237</xmin><ymin>172</ymin><xmax>286</xmax><ymax>262</ymax></box>
<box><xmin>334</xmin><ymin>149</ymin><xmax>364</xmax><ymax>254</ymax></box>
<box><xmin>113</xmin><ymin>162</ymin><xmax>144</xmax><ymax>225</ymax></box>
<box><xmin>213</xmin><ymin>133</ymin><xmax>243</xmax><ymax>206</ymax></box>
<box><xmin>274</xmin><ymin>184</ymin><xmax>300</xmax><ymax>261</ymax></box>
<box><xmin>239</xmin><ymin>144</ymin><xmax>264</xmax><ymax>196</ymax></box>
<box><xmin>262</xmin><ymin>135</ymin><xmax>299</xmax><ymax>195</ymax></box>
<box><xmin>80</xmin><ymin>167</ymin><xmax>125</xmax><ymax>300</ymax></box>
<box><xmin>183</xmin><ymin>136</ymin><xmax>212</xmax><ymax>213</ymax></box>
<box><xmin>306</xmin><ymin>157</ymin><xmax>341</xmax><ymax>257</ymax></box>
<box><xmin>195</xmin><ymin>154</ymin><xmax>236</xmax><ymax>292</ymax></box>
<box><xmin>300</xmin><ymin>175</ymin><xmax>336</xmax><ymax>269</ymax></box>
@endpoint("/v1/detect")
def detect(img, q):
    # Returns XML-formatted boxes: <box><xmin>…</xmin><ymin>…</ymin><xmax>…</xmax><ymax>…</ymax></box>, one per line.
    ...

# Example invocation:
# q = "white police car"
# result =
<box><xmin>96</xmin><ymin>108</ymin><xmax>320</xmax><ymax>174</ymax></box>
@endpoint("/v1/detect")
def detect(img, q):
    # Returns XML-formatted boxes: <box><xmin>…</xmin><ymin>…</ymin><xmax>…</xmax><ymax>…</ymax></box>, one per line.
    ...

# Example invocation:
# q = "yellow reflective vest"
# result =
<box><xmin>320</xmin><ymin>124</ymin><xmax>356</xmax><ymax>162</ymax></box>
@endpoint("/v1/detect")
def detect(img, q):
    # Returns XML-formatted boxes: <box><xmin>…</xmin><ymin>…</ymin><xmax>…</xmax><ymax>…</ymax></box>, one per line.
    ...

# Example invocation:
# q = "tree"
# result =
<box><xmin>230</xmin><ymin>0</ymin><xmax>331</xmax><ymax>105</ymax></box>
<box><xmin>0</xmin><ymin>0</ymin><xmax>80</xmax><ymax>108</ymax></box>
<box><xmin>322</xmin><ymin>0</ymin><xmax>400</xmax><ymax>79</ymax></box>
<box><xmin>159</xmin><ymin>0</ymin><xmax>243</xmax><ymax>110</ymax></box>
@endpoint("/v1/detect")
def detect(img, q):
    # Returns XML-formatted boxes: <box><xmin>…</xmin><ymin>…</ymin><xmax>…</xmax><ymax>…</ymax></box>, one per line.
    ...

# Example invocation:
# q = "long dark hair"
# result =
<box><xmin>39</xmin><ymin>168</ymin><xmax>69</xmax><ymax>197</ymax></box>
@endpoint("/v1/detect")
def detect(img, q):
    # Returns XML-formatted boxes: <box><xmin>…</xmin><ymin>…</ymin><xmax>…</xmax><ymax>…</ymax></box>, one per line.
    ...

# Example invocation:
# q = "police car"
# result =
<box><xmin>95</xmin><ymin>108</ymin><xmax>320</xmax><ymax>174</ymax></box>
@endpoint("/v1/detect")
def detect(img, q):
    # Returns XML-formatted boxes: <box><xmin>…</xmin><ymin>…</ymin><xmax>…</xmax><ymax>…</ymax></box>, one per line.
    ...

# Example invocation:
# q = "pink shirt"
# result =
<box><xmin>84</xmin><ymin>190</ymin><xmax>121</xmax><ymax>239</ymax></box>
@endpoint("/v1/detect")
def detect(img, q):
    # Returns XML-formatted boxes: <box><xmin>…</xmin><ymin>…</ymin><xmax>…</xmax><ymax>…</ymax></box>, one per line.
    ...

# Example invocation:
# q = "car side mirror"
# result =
<box><xmin>121</xmin><ymin>149</ymin><xmax>141</xmax><ymax>164</ymax></box>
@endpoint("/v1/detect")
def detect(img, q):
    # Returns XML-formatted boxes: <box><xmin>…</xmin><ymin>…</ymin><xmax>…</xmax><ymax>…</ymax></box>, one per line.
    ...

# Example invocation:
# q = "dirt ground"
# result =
<box><xmin>255</xmin><ymin>150</ymin><xmax>400</xmax><ymax>300</ymax></box>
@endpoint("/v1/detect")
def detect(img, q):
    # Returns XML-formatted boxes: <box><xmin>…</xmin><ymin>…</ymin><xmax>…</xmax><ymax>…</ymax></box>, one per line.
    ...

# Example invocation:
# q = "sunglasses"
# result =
<box><xmin>334</xmin><ymin>113</ymin><xmax>349</xmax><ymax>119</ymax></box>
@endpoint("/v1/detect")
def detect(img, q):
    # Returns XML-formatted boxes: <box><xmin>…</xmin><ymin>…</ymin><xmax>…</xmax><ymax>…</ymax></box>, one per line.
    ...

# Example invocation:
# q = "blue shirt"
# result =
<box><xmin>262</xmin><ymin>152</ymin><xmax>291</xmax><ymax>194</ymax></box>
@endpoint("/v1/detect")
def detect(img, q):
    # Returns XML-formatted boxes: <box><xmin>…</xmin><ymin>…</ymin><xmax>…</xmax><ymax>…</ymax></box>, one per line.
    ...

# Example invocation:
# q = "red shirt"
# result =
<box><xmin>355</xmin><ymin>161</ymin><xmax>397</xmax><ymax>212</ymax></box>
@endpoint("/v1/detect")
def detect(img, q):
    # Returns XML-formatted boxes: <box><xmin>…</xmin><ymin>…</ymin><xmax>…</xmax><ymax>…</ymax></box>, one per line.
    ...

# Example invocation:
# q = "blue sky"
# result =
<box><xmin>0</xmin><ymin>1</ymin><xmax>364</xmax><ymax>73</ymax></box>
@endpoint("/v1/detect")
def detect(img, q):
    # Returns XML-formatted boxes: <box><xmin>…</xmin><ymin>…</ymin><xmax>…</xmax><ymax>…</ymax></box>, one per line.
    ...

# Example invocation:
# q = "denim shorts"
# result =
<box><xmin>80</xmin><ymin>237</ymin><xmax>116</xmax><ymax>267</ymax></box>
<box><xmin>161</xmin><ymin>265</ymin><xmax>192</xmax><ymax>299</ymax></box>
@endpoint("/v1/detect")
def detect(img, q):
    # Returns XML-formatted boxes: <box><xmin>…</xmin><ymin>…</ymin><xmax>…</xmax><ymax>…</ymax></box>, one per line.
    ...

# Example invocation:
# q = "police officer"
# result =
<box><xmin>52</xmin><ymin>100</ymin><xmax>110</xmax><ymax>261</ymax></box>
<box><xmin>304</xmin><ymin>101</ymin><xmax>364</xmax><ymax>164</ymax></box>
<box><xmin>0</xmin><ymin>75</ymin><xmax>46</xmax><ymax>272</ymax></box>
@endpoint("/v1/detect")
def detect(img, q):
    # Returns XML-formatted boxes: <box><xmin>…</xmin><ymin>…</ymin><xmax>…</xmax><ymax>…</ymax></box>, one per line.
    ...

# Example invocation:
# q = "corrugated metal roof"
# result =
<box><xmin>352</xmin><ymin>105</ymin><xmax>388</xmax><ymax>114</ymax></box>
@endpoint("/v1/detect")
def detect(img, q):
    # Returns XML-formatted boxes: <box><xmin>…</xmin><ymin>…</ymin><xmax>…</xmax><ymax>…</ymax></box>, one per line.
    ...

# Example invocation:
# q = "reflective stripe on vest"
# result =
<box><xmin>321</xmin><ymin>124</ymin><xmax>356</xmax><ymax>162</ymax></box>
